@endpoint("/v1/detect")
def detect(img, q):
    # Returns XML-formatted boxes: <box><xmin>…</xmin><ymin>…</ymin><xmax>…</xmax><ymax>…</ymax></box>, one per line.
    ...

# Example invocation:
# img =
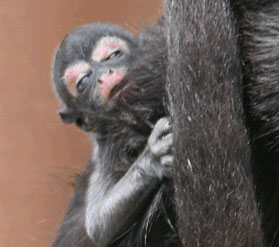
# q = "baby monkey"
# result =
<box><xmin>52</xmin><ymin>23</ymin><xmax>177</xmax><ymax>247</ymax></box>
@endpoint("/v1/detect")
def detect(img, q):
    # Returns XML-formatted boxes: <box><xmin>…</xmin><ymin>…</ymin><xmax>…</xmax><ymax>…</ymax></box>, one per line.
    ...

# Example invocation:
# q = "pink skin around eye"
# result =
<box><xmin>93</xmin><ymin>47</ymin><xmax>109</xmax><ymax>62</ymax></box>
<box><xmin>64</xmin><ymin>63</ymin><xmax>89</xmax><ymax>95</ymax></box>
<box><xmin>92</xmin><ymin>39</ymin><xmax>122</xmax><ymax>61</ymax></box>
<box><xmin>99</xmin><ymin>70</ymin><xmax>125</xmax><ymax>100</ymax></box>
<box><xmin>108</xmin><ymin>41</ymin><xmax>120</xmax><ymax>49</ymax></box>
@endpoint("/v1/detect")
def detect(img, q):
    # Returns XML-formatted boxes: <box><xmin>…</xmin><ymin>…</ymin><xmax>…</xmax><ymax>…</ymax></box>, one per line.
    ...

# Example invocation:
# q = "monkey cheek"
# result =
<box><xmin>66</xmin><ymin>80</ymin><xmax>78</xmax><ymax>96</ymax></box>
<box><xmin>98</xmin><ymin>70</ymin><xmax>125</xmax><ymax>100</ymax></box>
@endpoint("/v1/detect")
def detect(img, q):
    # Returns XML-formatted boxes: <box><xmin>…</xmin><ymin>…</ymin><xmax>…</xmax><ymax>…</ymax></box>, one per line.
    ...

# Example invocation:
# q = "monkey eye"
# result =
<box><xmin>104</xmin><ymin>50</ymin><xmax>122</xmax><ymax>61</ymax></box>
<box><xmin>76</xmin><ymin>73</ymin><xmax>90</xmax><ymax>93</ymax></box>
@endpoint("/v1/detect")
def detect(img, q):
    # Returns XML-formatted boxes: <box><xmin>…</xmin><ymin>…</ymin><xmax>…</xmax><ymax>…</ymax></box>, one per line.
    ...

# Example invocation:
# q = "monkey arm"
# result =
<box><xmin>85</xmin><ymin>117</ymin><xmax>173</xmax><ymax>246</ymax></box>
<box><xmin>85</xmin><ymin>155</ymin><xmax>161</xmax><ymax>246</ymax></box>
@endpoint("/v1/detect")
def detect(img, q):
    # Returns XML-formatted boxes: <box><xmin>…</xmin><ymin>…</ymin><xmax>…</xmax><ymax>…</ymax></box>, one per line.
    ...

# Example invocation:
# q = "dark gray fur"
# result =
<box><xmin>165</xmin><ymin>0</ymin><xmax>279</xmax><ymax>246</ymax></box>
<box><xmin>165</xmin><ymin>0</ymin><xmax>263</xmax><ymax>246</ymax></box>
<box><xmin>235</xmin><ymin>1</ymin><xmax>279</xmax><ymax>245</ymax></box>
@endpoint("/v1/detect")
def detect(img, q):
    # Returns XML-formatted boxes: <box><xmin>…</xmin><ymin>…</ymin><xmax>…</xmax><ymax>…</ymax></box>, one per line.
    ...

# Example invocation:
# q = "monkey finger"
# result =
<box><xmin>162</xmin><ymin>119</ymin><xmax>172</xmax><ymax>136</ymax></box>
<box><xmin>149</xmin><ymin>117</ymin><xmax>171</xmax><ymax>146</ymax></box>
<box><xmin>160</xmin><ymin>155</ymin><xmax>174</xmax><ymax>167</ymax></box>
<box><xmin>150</xmin><ymin>133</ymin><xmax>173</xmax><ymax>156</ymax></box>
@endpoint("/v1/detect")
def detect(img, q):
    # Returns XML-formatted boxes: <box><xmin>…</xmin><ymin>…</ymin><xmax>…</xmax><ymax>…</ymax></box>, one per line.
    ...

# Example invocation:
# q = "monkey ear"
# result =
<box><xmin>58</xmin><ymin>107</ymin><xmax>75</xmax><ymax>124</ymax></box>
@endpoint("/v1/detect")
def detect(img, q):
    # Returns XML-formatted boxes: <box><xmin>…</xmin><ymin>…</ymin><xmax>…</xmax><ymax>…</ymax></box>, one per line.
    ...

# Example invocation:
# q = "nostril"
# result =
<box><xmin>97</xmin><ymin>79</ymin><xmax>103</xmax><ymax>84</ymax></box>
<box><xmin>109</xmin><ymin>69</ymin><xmax>114</xmax><ymax>75</ymax></box>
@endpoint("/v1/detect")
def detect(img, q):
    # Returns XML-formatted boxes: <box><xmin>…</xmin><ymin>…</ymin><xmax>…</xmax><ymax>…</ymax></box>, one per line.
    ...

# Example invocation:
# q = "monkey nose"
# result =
<box><xmin>97</xmin><ymin>69</ymin><xmax>114</xmax><ymax>84</ymax></box>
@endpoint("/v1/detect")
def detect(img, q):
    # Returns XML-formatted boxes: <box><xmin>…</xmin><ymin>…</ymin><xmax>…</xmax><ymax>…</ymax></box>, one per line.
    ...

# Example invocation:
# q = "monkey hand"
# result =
<box><xmin>145</xmin><ymin>117</ymin><xmax>174</xmax><ymax>179</ymax></box>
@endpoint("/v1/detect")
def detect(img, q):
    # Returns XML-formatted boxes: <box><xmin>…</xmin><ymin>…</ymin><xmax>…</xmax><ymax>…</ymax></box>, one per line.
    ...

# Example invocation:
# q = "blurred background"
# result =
<box><xmin>0</xmin><ymin>0</ymin><xmax>162</xmax><ymax>246</ymax></box>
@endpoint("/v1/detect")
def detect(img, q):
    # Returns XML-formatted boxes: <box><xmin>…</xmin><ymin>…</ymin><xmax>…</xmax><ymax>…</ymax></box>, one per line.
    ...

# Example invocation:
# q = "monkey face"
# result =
<box><xmin>63</xmin><ymin>36</ymin><xmax>129</xmax><ymax>101</ymax></box>
<box><xmin>52</xmin><ymin>23</ymin><xmax>139</xmax><ymax>130</ymax></box>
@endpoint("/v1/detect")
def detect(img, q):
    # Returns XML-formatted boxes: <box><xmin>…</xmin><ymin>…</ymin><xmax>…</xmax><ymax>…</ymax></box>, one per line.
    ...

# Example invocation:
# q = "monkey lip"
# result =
<box><xmin>99</xmin><ymin>70</ymin><xmax>125</xmax><ymax>100</ymax></box>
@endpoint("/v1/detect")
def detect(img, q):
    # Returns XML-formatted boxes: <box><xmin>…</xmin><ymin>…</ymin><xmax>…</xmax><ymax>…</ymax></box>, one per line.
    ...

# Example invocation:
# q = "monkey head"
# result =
<box><xmin>51</xmin><ymin>23</ymin><xmax>139</xmax><ymax>131</ymax></box>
